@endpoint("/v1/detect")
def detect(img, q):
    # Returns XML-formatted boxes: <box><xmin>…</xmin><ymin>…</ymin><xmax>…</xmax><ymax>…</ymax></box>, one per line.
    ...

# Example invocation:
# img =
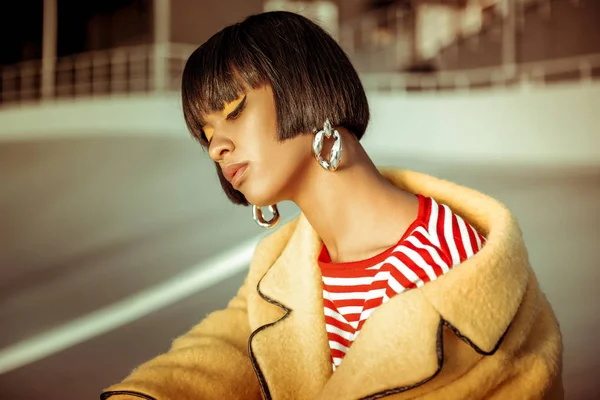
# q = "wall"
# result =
<box><xmin>0</xmin><ymin>95</ymin><xmax>188</xmax><ymax>141</ymax></box>
<box><xmin>363</xmin><ymin>82</ymin><xmax>600</xmax><ymax>166</ymax></box>
<box><xmin>86</xmin><ymin>1</ymin><xmax>153</xmax><ymax>50</ymax></box>
<box><xmin>438</xmin><ymin>0</ymin><xmax>600</xmax><ymax>70</ymax></box>
<box><xmin>518</xmin><ymin>0</ymin><xmax>600</xmax><ymax>63</ymax></box>
<box><xmin>1</xmin><ymin>83</ymin><xmax>599</xmax><ymax>167</ymax></box>
<box><xmin>169</xmin><ymin>0</ymin><xmax>264</xmax><ymax>45</ymax></box>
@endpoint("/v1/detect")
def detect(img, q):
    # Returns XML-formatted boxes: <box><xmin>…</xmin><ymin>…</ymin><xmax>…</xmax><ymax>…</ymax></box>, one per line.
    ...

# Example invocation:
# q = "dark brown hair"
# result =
<box><xmin>182</xmin><ymin>11</ymin><xmax>370</xmax><ymax>205</ymax></box>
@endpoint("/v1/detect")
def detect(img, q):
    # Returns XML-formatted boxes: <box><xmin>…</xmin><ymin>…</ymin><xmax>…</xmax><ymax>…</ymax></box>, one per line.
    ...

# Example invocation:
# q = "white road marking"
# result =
<box><xmin>0</xmin><ymin>236</ymin><xmax>261</xmax><ymax>374</ymax></box>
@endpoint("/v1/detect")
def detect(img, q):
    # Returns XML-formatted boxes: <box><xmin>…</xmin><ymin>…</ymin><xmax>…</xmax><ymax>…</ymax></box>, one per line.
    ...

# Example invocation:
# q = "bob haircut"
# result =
<box><xmin>181</xmin><ymin>11</ymin><xmax>370</xmax><ymax>206</ymax></box>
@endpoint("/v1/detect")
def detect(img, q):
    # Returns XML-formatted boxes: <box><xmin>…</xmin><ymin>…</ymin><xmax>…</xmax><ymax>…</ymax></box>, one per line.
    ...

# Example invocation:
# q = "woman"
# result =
<box><xmin>102</xmin><ymin>11</ymin><xmax>563</xmax><ymax>400</ymax></box>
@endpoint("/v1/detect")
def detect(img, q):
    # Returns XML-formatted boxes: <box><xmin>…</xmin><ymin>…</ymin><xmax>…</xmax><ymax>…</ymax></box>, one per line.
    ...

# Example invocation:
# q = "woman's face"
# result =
<box><xmin>202</xmin><ymin>84</ymin><xmax>314</xmax><ymax>206</ymax></box>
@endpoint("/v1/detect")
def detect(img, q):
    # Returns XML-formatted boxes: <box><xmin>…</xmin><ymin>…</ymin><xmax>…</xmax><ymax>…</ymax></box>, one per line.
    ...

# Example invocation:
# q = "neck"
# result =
<box><xmin>290</xmin><ymin>130</ymin><xmax>418</xmax><ymax>263</ymax></box>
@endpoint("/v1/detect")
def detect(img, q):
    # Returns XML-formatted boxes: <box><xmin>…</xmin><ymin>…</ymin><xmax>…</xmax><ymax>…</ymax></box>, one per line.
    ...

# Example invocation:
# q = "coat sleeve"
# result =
<box><xmin>100</xmin><ymin>270</ymin><xmax>262</xmax><ymax>400</ymax></box>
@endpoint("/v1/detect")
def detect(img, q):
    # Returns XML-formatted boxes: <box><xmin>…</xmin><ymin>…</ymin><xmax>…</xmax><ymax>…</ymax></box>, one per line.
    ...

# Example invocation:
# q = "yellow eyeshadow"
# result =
<box><xmin>221</xmin><ymin>95</ymin><xmax>244</xmax><ymax>116</ymax></box>
<box><xmin>201</xmin><ymin>94</ymin><xmax>244</xmax><ymax>142</ymax></box>
<box><xmin>203</xmin><ymin>127</ymin><xmax>215</xmax><ymax>142</ymax></box>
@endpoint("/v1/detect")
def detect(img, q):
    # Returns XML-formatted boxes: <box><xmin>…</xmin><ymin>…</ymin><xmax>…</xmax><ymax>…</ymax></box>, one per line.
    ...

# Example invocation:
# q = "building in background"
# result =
<box><xmin>264</xmin><ymin>0</ymin><xmax>340</xmax><ymax>39</ymax></box>
<box><xmin>338</xmin><ymin>0</ymin><xmax>600</xmax><ymax>73</ymax></box>
<box><xmin>0</xmin><ymin>0</ymin><xmax>599</xmax><ymax>106</ymax></box>
<box><xmin>0</xmin><ymin>0</ymin><xmax>264</xmax><ymax>104</ymax></box>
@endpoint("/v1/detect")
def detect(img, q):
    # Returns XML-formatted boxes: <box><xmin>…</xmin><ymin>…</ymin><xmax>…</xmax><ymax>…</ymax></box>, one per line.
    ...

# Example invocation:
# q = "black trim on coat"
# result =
<box><xmin>358</xmin><ymin>320</ymin><xmax>512</xmax><ymax>400</ymax></box>
<box><xmin>249</xmin><ymin>278</ymin><xmax>513</xmax><ymax>400</ymax></box>
<box><xmin>359</xmin><ymin>320</ymin><xmax>445</xmax><ymax>400</ymax></box>
<box><xmin>248</xmin><ymin>277</ymin><xmax>292</xmax><ymax>400</ymax></box>
<box><xmin>100</xmin><ymin>390</ymin><xmax>157</xmax><ymax>400</ymax></box>
<box><xmin>442</xmin><ymin>319</ymin><xmax>508</xmax><ymax>356</ymax></box>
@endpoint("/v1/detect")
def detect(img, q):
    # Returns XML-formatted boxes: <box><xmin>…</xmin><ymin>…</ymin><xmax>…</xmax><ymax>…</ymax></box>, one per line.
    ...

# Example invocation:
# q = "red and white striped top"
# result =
<box><xmin>318</xmin><ymin>194</ymin><xmax>486</xmax><ymax>370</ymax></box>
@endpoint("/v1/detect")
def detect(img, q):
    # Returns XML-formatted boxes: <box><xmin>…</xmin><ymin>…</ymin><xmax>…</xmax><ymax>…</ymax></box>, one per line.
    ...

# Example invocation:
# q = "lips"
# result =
<box><xmin>222</xmin><ymin>162</ymin><xmax>249</xmax><ymax>187</ymax></box>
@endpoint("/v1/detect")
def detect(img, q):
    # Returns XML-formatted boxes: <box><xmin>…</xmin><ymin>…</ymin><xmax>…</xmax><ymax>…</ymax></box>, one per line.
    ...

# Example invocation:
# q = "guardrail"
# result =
<box><xmin>360</xmin><ymin>53</ymin><xmax>600</xmax><ymax>92</ymax></box>
<box><xmin>0</xmin><ymin>43</ymin><xmax>196</xmax><ymax>107</ymax></box>
<box><xmin>0</xmin><ymin>43</ymin><xmax>598</xmax><ymax>109</ymax></box>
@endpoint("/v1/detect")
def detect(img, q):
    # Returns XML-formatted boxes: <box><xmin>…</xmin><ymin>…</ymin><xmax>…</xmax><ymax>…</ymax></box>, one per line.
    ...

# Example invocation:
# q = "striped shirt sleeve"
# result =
<box><xmin>429</xmin><ymin>200</ymin><xmax>486</xmax><ymax>266</ymax></box>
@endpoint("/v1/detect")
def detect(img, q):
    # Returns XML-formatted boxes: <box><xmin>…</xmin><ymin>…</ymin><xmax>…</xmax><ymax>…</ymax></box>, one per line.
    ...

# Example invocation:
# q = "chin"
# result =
<box><xmin>244</xmin><ymin>193</ymin><xmax>276</xmax><ymax>208</ymax></box>
<box><xmin>241</xmin><ymin>184</ymin><xmax>280</xmax><ymax>208</ymax></box>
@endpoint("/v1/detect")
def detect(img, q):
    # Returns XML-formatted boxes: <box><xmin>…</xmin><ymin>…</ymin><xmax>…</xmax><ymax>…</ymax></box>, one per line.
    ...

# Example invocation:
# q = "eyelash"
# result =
<box><xmin>203</xmin><ymin>99</ymin><xmax>246</xmax><ymax>145</ymax></box>
<box><xmin>227</xmin><ymin>101</ymin><xmax>246</xmax><ymax>121</ymax></box>
<box><xmin>202</xmin><ymin>131</ymin><xmax>210</xmax><ymax>145</ymax></box>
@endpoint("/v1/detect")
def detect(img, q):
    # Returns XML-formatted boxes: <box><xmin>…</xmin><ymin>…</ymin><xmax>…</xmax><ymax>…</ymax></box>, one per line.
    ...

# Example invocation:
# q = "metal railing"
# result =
<box><xmin>360</xmin><ymin>52</ymin><xmax>600</xmax><ymax>92</ymax></box>
<box><xmin>340</xmin><ymin>0</ymin><xmax>595</xmax><ymax>75</ymax></box>
<box><xmin>0</xmin><ymin>43</ymin><xmax>196</xmax><ymax>107</ymax></box>
<box><xmin>0</xmin><ymin>43</ymin><xmax>599</xmax><ymax>109</ymax></box>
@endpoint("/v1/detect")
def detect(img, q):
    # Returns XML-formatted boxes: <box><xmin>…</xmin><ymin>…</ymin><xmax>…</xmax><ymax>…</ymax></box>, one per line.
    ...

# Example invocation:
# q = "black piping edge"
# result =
<box><xmin>248</xmin><ymin>276</ymin><xmax>292</xmax><ymax>400</ymax></box>
<box><xmin>443</xmin><ymin>319</ymin><xmax>510</xmax><ymax>356</ymax></box>
<box><xmin>100</xmin><ymin>390</ymin><xmax>157</xmax><ymax>400</ymax></box>
<box><xmin>358</xmin><ymin>320</ymin><xmax>445</xmax><ymax>400</ymax></box>
<box><xmin>358</xmin><ymin>319</ymin><xmax>512</xmax><ymax>400</ymax></box>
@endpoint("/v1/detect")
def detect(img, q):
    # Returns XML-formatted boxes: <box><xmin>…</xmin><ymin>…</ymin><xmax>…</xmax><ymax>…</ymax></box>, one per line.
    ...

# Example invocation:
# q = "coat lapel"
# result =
<box><xmin>249</xmin><ymin>215</ymin><xmax>333</xmax><ymax>400</ymax></box>
<box><xmin>248</xmin><ymin>213</ymin><xmax>470</xmax><ymax>400</ymax></box>
<box><xmin>316</xmin><ymin>287</ymin><xmax>444</xmax><ymax>399</ymax></box>
<box><xmin>380</xmin><ymin>168</ymin><xmax>529</xmax><ymax>354</ymax></box>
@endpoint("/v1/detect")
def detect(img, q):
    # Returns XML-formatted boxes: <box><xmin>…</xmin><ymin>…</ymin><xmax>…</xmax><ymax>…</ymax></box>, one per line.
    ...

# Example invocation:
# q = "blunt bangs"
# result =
<box><xmin>181</xmin><ymin>26</ymin><xmax>272</xmax><ymax>147</ymax></box>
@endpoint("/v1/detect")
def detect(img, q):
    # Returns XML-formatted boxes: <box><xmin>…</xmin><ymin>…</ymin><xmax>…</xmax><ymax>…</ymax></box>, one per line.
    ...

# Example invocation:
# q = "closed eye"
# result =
<box><xmin>201</xmin><ymin>130</ymin><xmax>210</xmax><ymax>145</ymax></box>
<box><xmin>226</xmin><ymin>95</ymin><xmax>246</xmax><ymax>121</ymax></box>
<box><xmin>199</xmin><ymin>95</ymin><xmax>246</xmax><ymax>145</ymax></box>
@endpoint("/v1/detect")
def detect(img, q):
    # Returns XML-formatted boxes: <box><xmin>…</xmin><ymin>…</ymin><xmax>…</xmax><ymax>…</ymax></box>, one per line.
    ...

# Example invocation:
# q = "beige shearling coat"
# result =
<box><xmin>102</xmin><ymin>169</ymin><xmax>564</xmax><ymax>400</ymax></box>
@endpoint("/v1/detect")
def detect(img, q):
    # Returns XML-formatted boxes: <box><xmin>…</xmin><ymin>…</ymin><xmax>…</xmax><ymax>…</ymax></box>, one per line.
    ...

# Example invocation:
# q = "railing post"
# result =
<box><xmin>153</xmin><ymin>0</ymin><xmax>171</xmax><ymax>93</ymax></box>
<box><xmin>92</xmin><ymin>52</ymin><xmax>109</xmax><ymax>96</ymax></box>
<box><xmin>394</xmin><ymin>7</ymin><xmax>403</xmax><ymax>67</ymax></box>
<box><xmin>454</xmin><ymin>75</ymin><xmax>470</xmax><ymax>91</ymax></box>
<box><xmin>20</xmin><ymin>62</ymin><xmax>35</xmax><ymax>102</ymax></box>
<box><xmin>580</xmin><ymin>61</ymin><xmax>592</xmax><ymax>84</ymax></box>
<box><xmin>110</xmin><ymin>49</ymin><xmax>127</xmax><ymax>94</ymax></box>
<box><xmin>75</xmin><ymin>55</ymin><xmax>91</xmax><ymax>97</ymax></box>
<box><xmin>42</xmin><ymin>0</ymin><xmax>57</xmax><ymax>100</ymax></box>
<box><xmin>491</xmin><ymin>70</ymin><xmax>504</xmax><ymax>89</ymax></box>
<box><xmin>2</xmin><ymin>67</ymin><xmax>17</xmax><ymax>103</ymax></box>
<box><xmin>501</xmin><ymin>0</ymin><xmax>517</xmax><ymax>82</ymax></box>
<box><xmin>532</xmin><ymin>67</ymin><xmax>545</xmax><ymax>86</ymax></box>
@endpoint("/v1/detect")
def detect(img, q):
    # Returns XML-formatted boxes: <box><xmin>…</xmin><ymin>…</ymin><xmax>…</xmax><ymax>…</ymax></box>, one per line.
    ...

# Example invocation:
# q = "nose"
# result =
<box><xmin>208</xmin><ymin>133</ymin><xmax>235</xmax><ymax>162</ymax></box>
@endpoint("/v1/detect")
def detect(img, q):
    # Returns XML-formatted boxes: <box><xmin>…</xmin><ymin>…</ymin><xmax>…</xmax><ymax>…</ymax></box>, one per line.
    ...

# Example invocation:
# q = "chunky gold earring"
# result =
<box><xmin>312</xmin><ymin>119</ymin><xmax>342</xmax><ymax>172</ymax></box>
<box><xmin>252</xmin><ymin>204</ymin><xmax>280</xmax><ymax>229</ymax></box>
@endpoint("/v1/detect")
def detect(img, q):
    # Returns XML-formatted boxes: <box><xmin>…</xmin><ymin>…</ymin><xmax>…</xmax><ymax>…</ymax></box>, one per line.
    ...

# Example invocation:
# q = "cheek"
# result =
<box><xmin>244</xmin><ymin>141</ymin><xmax>305</xmax><ymax>205</ymax></box>
<box><xmin>268</xmin><ymin>137</ymin><xmax>313</xmax><ymax>180</ymax></box>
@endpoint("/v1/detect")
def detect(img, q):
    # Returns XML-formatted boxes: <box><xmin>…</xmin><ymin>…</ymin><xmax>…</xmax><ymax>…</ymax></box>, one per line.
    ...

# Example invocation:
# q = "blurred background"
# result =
<box><xmin>0</xmin><ymin>0</ymin><xmax>598</xmax><ymax>399</ymax></box>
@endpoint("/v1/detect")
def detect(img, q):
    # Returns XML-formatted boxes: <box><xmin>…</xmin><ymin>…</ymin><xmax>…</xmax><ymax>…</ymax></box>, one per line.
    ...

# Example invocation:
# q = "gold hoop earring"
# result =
<box><xmin>312</xmin><ymin>119</ymin><xmax>342</xmax><ymax>172</ymax></box>
<box><xmin>252</xmin><ymin>204</ymin><xmax>280</xmax><ymax>229</ymax></box>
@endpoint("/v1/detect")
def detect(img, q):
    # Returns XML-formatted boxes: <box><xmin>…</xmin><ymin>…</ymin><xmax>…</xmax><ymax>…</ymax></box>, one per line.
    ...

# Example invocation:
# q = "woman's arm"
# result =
<box><xmin>100</xmin><ymin>273</ymin><xmax>261</xmax><ymax>400</ymax></box>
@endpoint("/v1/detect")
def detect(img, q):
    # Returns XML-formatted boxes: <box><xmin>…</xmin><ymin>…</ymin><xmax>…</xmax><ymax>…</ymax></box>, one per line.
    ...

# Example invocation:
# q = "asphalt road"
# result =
<box><xmin>0</xmin><ymin>137</ymin><xmax>598</xmax><ymax>399</ymax></box>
